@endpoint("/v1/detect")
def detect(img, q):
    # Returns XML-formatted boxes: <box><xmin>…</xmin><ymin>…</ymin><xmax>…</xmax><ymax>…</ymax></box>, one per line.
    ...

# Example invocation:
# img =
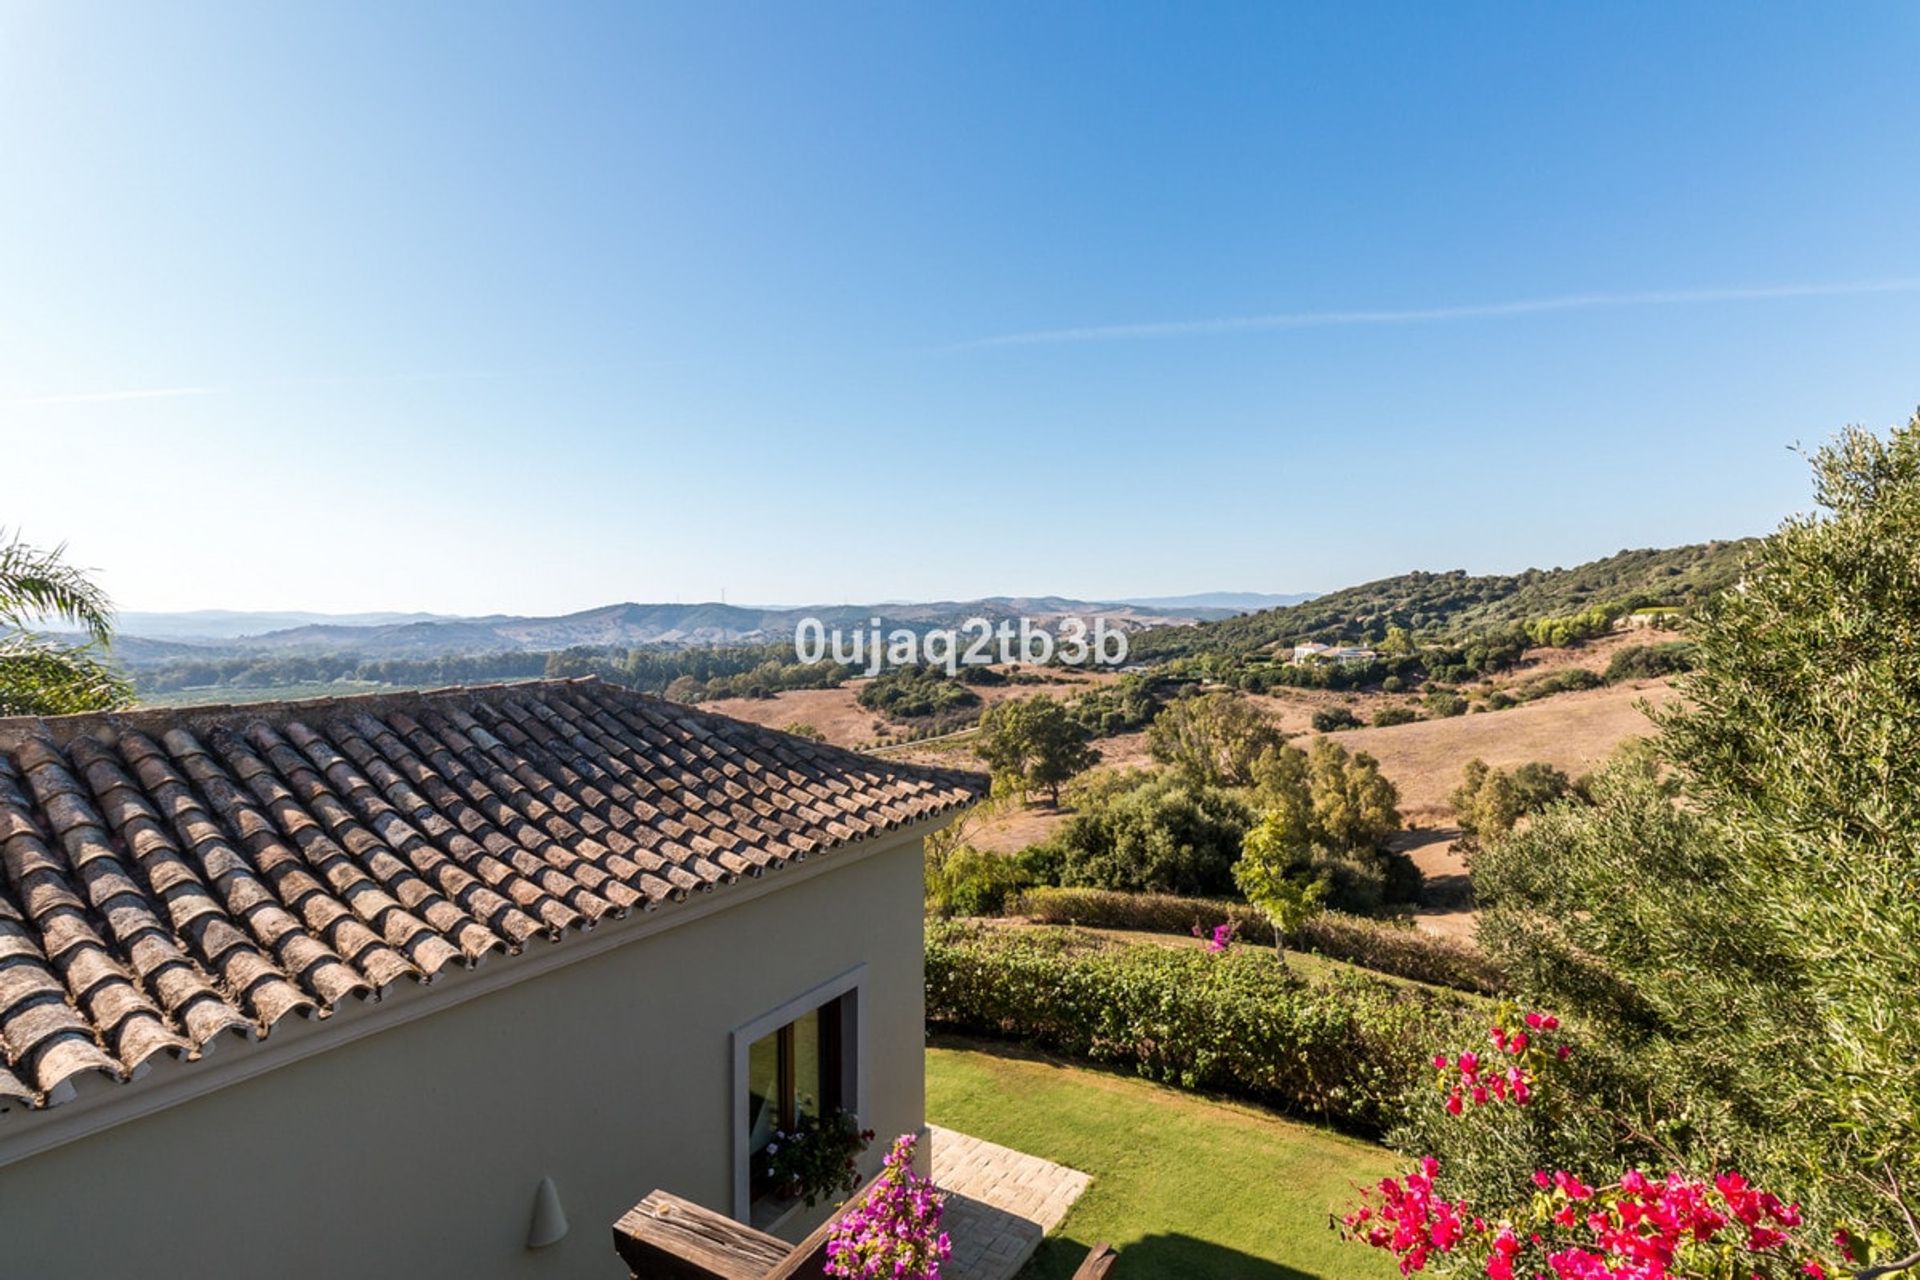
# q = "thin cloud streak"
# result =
<box><xmin>11</xmin><ymin>386</ymin><xmax>225</xmax><ymax>405</ymax></box>
<box><xmin>953</xmin><ymin>277</ymin><xmax>1920</xmax><ymax>350</ymax></box>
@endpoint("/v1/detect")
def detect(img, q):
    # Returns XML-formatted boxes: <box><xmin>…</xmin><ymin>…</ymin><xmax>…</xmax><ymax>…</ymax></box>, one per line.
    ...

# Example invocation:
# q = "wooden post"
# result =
<box><xmin>1070</xmin><ymin>1242</ymin><xmax>1120</xmax><ymax>1279</ymax></box>
<box><xmin>612</xmin><ymin>1171</ymin><xmax>887</xmax><ymax>1280</ymax></box>
<box><xmin>612</xmin><ymin>1190</ymin><xmax>791</xmax><ymax>1280</ymax></box>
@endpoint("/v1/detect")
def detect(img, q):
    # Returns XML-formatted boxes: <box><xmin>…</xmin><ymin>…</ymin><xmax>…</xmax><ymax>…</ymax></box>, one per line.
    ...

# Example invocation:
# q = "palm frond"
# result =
<box><xmin>0</xmin><ymin>528</ymin><xmax>117</xmax><ymax>643</ymax></box>
<box><xmin>0</xmin><ymin>632</ymin><xmax>134</xmax><ymax>716</ymax></box>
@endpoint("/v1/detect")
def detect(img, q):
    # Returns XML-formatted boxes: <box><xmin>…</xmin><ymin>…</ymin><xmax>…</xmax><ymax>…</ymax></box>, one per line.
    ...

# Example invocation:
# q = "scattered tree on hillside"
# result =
<box><xmin>1450</xmin><ymin>758</ymin><xmax>1572</xmax><ymax>839</ymax></box>
<box><xmin>1311</xmin><ymin>705</ymin><xmax>1364</xmax><ymax>732</ymax></box>
<box><xmin>1146</xmin><ymin>690</ymin><xmax>1287</xmax><ymax>787</ymax></box>
<box><xmin>1524</xmin><ymin>602</ymin><xmax>1626</xmax><ymax>648</ymax></box>
<box><xmin>0</xmin><ymin>531</ymin><xmax>131</xmax><ymax>716</ymax></box>
<box><xmin>1305</xmin><ymin>738</ymin><xmax>1402</xmax><ymax>851</ymax></box>
<box><xmin>1451</xmin><ymin>759</ymin><xmax>1522</xmax><ymax>839</ymax></box>
<box><xmin>975</xmin><ymin>695</ymin><xmax>1099</xmax><ymax>805</ymax></box>
<box><xmin>1240</xmin><ymin>738</ymin><xmax>1409</xmax><ymax>915</ymax></box>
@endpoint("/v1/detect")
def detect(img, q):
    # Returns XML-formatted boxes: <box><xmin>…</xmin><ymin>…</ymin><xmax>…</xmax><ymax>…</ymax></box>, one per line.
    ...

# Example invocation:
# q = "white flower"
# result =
<box><xmin>765</xmin><ymin>1143</ymin><xmax>779</xmax><ymax>1155</ymax></box>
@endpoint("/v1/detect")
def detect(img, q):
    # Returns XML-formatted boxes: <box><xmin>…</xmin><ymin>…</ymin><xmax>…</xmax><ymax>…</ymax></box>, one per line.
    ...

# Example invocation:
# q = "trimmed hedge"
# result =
<box><xmin>925</xmin><ymin>923</ymin><xmax>1481</xmax><ymax>1136</ymax></box>
<box><xmin>1006</xmin><ymin>886</ymin><xmax>1505</xmax><ymax>996</ymax></box>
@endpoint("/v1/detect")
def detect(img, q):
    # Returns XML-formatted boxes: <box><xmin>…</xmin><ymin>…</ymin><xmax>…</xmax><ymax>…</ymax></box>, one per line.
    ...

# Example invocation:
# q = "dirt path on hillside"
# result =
<box><xmin>1391</xmin><ymin>827</ymin><xmax>1478</xmax><ymax>941</ymax></box>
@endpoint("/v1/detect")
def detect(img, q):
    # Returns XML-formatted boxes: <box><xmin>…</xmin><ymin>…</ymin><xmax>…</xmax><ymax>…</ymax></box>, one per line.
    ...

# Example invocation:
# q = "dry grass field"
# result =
<box><xmin>1327</xmin><ymin>677</ymin><xmax>1678</xmax><ymax>816</ymax></box>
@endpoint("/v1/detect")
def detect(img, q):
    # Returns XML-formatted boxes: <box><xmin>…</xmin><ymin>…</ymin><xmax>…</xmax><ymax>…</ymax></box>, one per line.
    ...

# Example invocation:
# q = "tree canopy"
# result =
<box><xmin>1146</xmin><ymin>690</ymin><xmax>1287</xmax><ymax>788</ymax></box>
<box><xmin>1458</xmin><ymin>414</ymin><xmax>1920</xmax><ymax>1272</ymax></box>
<box><xmin>975</xmin><ymin>694</ymin><xmax>1100</xmax><ymax>805</ymax></box>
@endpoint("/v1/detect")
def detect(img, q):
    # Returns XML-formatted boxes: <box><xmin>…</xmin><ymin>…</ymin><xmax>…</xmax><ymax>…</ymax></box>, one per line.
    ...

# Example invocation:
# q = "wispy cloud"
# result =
<box><xmin>10</xmin><ymin>386</ymin><xmax>225</xmax><ymax>405</ymax></box>
<box><xmin>951</xmin><ymin>277</ymin><xmax>1920</xmax><ymax>350</ymax></box>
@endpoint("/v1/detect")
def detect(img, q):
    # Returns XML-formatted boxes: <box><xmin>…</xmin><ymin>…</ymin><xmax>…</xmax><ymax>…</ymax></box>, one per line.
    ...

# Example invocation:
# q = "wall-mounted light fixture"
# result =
<box><xmin>526</xmin><ymin>1175</ymin><xmax>569</xmax><ymax>1249</ymax></box>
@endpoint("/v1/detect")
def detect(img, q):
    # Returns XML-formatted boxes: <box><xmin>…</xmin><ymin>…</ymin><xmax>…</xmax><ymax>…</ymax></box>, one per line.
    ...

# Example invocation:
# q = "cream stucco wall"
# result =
<box><xmin>0</xmin><ymin>832</ymin><xmax>929</xmax><ymax>1280</ymax></box>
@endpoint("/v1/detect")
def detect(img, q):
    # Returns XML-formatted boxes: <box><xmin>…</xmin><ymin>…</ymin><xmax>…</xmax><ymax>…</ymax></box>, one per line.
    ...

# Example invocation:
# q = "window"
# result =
<box><xmin>746</xmin><ymin>995</ymin><xmax>849</xmax><ymax>1201</ymax></box>
<box><xmin>733</xmin><ymin>970</ymin><xmax>865</xmax><ymax>1222</ymax></box>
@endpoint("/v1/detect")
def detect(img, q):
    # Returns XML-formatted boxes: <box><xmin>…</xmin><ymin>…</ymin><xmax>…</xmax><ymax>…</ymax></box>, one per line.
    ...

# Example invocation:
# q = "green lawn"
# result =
<box><xmin>928</xmin><ymin>1037</ymin><xmax>1402</xmax><ymax>1280</ymax></box>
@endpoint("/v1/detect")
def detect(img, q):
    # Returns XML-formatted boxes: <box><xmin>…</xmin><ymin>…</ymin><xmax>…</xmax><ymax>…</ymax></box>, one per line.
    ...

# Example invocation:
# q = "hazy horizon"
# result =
<box><xmin>88</xmin><ymin>539</ymin><xmax>1750</xmax><ymax>622</ymax></box>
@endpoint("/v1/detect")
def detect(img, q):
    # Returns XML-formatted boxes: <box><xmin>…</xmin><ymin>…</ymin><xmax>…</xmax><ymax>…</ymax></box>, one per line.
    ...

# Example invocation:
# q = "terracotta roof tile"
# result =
<box><xmin>0</xmin><ymin>678</ymin><xmax>984</xmax><ymax>1113</ymax></box>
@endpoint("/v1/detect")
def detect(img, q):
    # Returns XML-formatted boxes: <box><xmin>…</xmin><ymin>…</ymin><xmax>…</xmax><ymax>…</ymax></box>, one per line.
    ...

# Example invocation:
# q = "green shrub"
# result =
<box><xmin>1064</xmin><ymin>673</ymin><xmax>1166</xmax><ymax>737</ymax></box>
<box><xmin>1509</xmin><ymin>667</ymin><xmax>1604</xmax><ymax>702</ymax></box>
<box><xmin>1007</xmin><ymin>887</ymin><xmax>1505</xmax><ymax>995</ymax></box>
<box><xmin>1372</xmin><ymin>705</ymin><xmax>1420</xmax><ymax>727</ymax></box>
<box><xmin>1603</xmin><ymin>641</ymin><xmax>1695</xmax><ymax>682</ymax></box>
<box><xmin>857</xmin><ymin>666</ymin><xmax>982</xmax><ymax>721</ymax></box>
<box><xmin>1523</xmin><ymin>602</ymin><xmax>1626</xmax><ymax>648</ymax></box>
<box><xmin>925</xmin><ymin>922</ymin><xmax>1482</xmax><ymax>1135</ymax></box>
<box><xmin>1050</xmin><ymin>773</ymin><xmax>1253</xmax><ymax>897</ymax></box>
<box><xmin>1311</xmin><ymin>706</ymin><xmax>1364</xmax><ymax>732</ymax></box>
<box><xmin>926</xmin><ymin>845</ymin><xmax>1030</xmax><ymax>918</ymax></box>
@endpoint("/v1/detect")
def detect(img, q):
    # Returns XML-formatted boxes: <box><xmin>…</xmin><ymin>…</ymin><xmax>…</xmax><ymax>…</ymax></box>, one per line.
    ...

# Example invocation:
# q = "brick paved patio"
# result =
<box><xmin>930</xmin><ymin>1123</ymin><xmax>1092</xmax><ymax>1280</ymax></box>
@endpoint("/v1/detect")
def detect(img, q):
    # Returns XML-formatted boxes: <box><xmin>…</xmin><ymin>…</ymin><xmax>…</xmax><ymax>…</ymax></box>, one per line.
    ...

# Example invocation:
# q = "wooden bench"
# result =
<box><xmin>613</xmin><ymin>1185</ymin><xmax>1119</xmax><ymax>1279</ymax></box>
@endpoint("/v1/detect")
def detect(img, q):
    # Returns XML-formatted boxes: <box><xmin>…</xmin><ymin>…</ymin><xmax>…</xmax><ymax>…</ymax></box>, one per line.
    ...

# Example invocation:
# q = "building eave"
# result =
<box><xmin>0</xmin><ymin>814</ymin><xmax>954</xmax><ymax>1171</ymax></box>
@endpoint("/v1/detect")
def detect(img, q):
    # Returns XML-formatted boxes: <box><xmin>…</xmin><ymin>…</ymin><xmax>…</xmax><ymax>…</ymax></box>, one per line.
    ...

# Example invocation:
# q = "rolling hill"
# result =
<box><xmin>1129</xmin><ymin>541</ymin><xmax>1756</xmax><ymax>661</ymax></box>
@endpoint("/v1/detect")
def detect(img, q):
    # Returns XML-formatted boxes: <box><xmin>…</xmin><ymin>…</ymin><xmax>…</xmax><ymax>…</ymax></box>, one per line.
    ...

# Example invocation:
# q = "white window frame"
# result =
<box><xmin>730</xmin><ymin>964</ymin><xmax>867</xmax><ymax>1221</ymax></box>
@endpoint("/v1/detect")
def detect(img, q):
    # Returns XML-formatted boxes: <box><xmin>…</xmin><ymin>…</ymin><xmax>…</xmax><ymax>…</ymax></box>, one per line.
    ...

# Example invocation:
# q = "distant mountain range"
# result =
<box><xmin>1111</xmin><ymin>591</ymin><xmax>1317</xmax><ymax>612</ymax></box>
<box><xmin>117</xmin><ymin>610</ymin><xmax>456</xmax><ymax>641</ymax></box>
<box><xmin>100</xmin><ymin>594</ymin><xmax>1311</xmax><ymax>660</ymax></box>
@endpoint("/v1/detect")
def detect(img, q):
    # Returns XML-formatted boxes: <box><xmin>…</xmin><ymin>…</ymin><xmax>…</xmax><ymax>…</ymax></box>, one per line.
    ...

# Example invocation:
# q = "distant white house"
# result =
<box><xmin>1292</xmin><ymin>642</ymin><xmax>1378</xmax><ymax>665</ymax></box>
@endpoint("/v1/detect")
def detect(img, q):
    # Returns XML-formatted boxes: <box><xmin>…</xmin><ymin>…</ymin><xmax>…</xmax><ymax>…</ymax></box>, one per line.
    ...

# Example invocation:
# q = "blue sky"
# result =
<box><xmin>2</xmin><ymin>2</ymin><xmax>1917</xmax><ymax>615</ymax></box>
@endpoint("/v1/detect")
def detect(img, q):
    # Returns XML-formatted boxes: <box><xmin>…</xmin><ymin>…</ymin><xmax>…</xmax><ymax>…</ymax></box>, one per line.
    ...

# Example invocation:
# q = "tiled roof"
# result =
<box><xmin>0</xmin><ymin>679</ymin><xmax>985</xmax><ymax>1114</ymax></box>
